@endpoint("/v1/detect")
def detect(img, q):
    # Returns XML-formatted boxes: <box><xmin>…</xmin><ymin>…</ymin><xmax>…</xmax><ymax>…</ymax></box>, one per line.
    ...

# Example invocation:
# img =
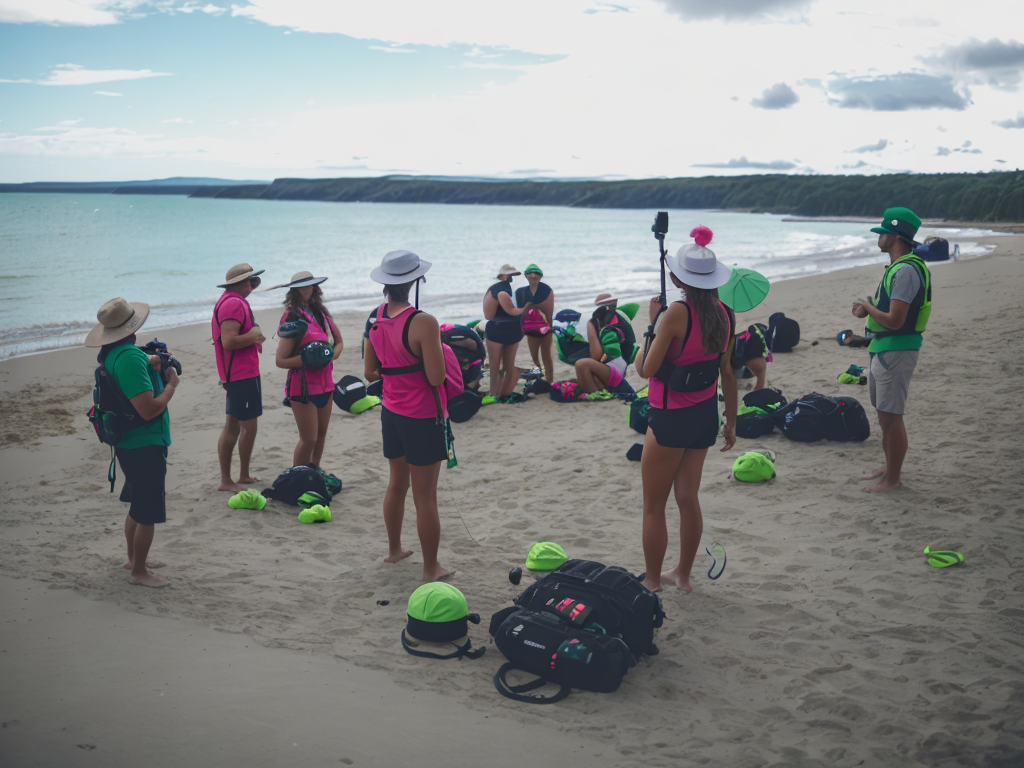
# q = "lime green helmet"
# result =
<box><xmin>732</xmin><ymin>451</ymin><xmax>776</xmax><ymax>483</ymax></box>
<box><xmin>402</xmin><ymin>582</ymin><xmax>484</xmax><ymax>660</ymax></box>
<box><xmin>526</xmin><ymin>542</ymin><xmax>568</xmax><ymax>571</ymax></box>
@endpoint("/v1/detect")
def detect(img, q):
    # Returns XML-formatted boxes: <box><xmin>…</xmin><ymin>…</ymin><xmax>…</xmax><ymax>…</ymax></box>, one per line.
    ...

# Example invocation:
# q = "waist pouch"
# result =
<box><xmin>656</xmin><ymin>357</ymin><xmax>719</xmax><ymax>393</ymax></box>
<box><xmin>489</xmin><ymin>607</ymin><xmax>635</xmax><ymax>702</ymax></box>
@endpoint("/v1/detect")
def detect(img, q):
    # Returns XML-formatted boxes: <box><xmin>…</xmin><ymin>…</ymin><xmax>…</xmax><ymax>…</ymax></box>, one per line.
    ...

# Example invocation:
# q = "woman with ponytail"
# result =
<box><xmin>634</xmin><ymin>226</ymin><xmax>738</xmax><ymax>593</ymax></box>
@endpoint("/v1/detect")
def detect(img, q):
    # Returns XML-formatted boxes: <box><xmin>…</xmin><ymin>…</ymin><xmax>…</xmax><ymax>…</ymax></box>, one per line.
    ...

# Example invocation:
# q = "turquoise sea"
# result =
<box><xmin>0</xmin><ymin>192</ymin><xmax>999</xmax><ymax>358</ymax></box>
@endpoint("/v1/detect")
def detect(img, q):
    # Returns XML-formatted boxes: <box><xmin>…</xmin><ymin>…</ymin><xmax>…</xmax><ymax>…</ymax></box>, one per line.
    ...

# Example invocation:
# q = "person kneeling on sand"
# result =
<box><xmin>365</xmin><ymin>250</ymin><xmax>453</xmax><ymax>582</ymax></box>
<box><xmin>575</xmin><ymin>294</ymin><xmax>629</xmax><ymax>393</ymax></box>
<box><xmin>212</xmin><ymin>263</ymin><xmax>266</xmax><ymax>492</ymax></box>
<box><xmin>853</xmin><ymin>207</ymin><xmax>932</xmax><ymax>493</ymax></box>
<box><xmin>86</xmin><ymin>298</ymin><xmax>178</xmax><ymax>588</ymax></box>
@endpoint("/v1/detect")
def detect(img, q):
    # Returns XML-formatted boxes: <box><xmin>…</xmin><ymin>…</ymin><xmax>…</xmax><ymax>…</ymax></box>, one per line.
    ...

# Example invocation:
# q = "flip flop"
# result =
<box><xmin>923</xmin><ymin>545</ymin><xmax>964</xmax><ymax>568</ymax></box>
<box><xmin>706</xmin><ymin>540</ymin><xmax>727</xmax><ymax>580</ymax></box>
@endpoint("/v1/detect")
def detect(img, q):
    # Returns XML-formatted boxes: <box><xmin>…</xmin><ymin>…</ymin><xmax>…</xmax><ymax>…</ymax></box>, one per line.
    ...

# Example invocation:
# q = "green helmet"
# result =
<box><xmin>526</xmin><ymin>542</ymin><xmax>568</xmax><ymax>571</ymax></box>
<box><xmin>403</xmin><ymin>583</ymin><xmax>485</xmax><ymax>660</ymax></box>
<box><xmin>732</xmin><ymin>451</ymin><xmax>776</xmax><ymax>483</ymax></box>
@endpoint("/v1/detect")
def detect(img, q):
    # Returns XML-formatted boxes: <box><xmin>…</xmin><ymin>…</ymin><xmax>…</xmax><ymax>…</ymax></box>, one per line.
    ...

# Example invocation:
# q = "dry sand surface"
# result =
<box><xmin>2</xmin><ymin>237</ymin><xmax>1024</xmax><ymax>768</ymax></box>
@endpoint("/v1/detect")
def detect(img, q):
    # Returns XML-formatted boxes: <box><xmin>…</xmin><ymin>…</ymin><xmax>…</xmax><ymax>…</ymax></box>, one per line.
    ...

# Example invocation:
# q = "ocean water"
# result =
<box><xmin>0</xmin><ymin>192</ymin><xmax>999</xmax><ymax>358</ymax></box>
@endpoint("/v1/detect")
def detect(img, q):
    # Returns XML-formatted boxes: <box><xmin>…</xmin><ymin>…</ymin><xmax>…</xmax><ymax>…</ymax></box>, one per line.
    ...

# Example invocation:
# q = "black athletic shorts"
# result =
<box><xmin>116</xmin><ymin>445</ymin><xmax>167</xmax><ymax>525</ymax></box>
<box><xmin>381</xmin><ymin>406</ymin><xmax>449</xmax><ymax>466</ymax></box>
<box><xmin>486</xmin><ymin>319</ymin><xmax>524</xmax><ymax>346</ymax></box>
<box><xmin>224</xmin><ymin>375</ymin><xmax>263</xmax><ymax>421</ymax></box>
<box><xmin>647</xmin><ymin>395</ymin><xmax>719</xmax><ymax>450</ymax></box>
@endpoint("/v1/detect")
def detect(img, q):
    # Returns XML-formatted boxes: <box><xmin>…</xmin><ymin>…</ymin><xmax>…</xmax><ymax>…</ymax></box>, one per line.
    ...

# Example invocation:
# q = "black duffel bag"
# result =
<box><xmin>773</xmin><ymin>393</ymin><xmax>870</xmax><ymax>443</ymax></box>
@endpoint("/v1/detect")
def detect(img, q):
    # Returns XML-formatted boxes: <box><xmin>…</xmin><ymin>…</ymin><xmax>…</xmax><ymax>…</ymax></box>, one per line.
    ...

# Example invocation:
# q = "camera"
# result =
<box><xmin>140</xmin><ymin>338</ymin><xmax>182</xmax><ymax>383</ymax></box>
<box><xmin>651</xmin><ymin>211</ymin><xmax>669</xmax><ymax>238</ymax></box>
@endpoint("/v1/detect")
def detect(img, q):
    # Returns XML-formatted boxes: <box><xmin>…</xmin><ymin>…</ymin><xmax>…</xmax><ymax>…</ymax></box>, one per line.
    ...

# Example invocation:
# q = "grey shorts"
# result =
<box><xmin>869</xmin><ymin>350</ymin><xmax>919</xmax><ymax>415</ymax></box>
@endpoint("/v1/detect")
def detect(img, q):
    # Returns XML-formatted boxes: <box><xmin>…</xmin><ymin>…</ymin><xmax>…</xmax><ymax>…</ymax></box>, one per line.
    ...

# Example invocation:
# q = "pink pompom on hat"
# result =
<box><xmin>668</xmin><ymin>226</ymin><xmax>733</xmax><ymax>290</ymax></box>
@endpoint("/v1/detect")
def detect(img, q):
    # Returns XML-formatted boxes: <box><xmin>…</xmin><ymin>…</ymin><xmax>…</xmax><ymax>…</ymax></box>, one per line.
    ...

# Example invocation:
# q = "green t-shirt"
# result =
<box><xmin>105</xmin><ymin>343</ymin><xmax>171</xmax><ymax>449</ymax></box>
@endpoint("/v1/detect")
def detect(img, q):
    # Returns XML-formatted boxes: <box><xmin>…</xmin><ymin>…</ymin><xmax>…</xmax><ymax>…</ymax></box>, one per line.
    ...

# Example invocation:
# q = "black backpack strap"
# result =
<box><xmin>401</xmin><ymin>630</ymin><xmax>485</xmax><ymax>660</ymax></box>
<box><xmin>493</xmin><ymin>663</ymin><xmax>571</xmax><ymax>704</ymax></box>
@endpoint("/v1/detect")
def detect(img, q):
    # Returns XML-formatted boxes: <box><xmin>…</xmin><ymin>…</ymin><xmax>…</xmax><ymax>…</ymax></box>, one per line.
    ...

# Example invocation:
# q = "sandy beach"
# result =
<box><xmin>2</xmin><ymin>236</ymin><xmax>1024</xmax><ymax>768</ymax></box>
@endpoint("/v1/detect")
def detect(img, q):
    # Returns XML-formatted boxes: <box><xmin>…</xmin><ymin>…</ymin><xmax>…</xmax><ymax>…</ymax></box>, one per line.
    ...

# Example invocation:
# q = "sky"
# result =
<box><xmin>0</xmin><ymin>0</ymin><xmax>1022</xmax><ymax>183</ymax></box>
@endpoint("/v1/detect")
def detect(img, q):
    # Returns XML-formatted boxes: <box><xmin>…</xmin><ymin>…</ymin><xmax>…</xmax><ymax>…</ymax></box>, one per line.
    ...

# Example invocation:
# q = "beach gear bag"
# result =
<box><xmin>514</xmin><ymin>559</ymin><xmax>665</xmax><ymax>658</ymax></box>
<box><xmin>262</xmin><ymin>465</ymin><xmax>331</xmax><ymax>506</ymax></box>
<box><xmin>402</xmin><ymin>583</ymin><xmax>485</xmax><ymax>660</ymax></box>
<box><xmin>521</xmin><ymin>308</ymin><xmax>551</xmax><ymax>336</ymax></box>
<box><xmin>822</xmin><ymin>396</ymin><xmax>870</xmax><ymax>442</ymax></box>
<box><xmin>333</xmin><ymin>375</ymin><xmax>366</xmax><ymax>411</ymax></box>
<box><xmin>628</xmin><ymin>396</ymin><xmax>652</xmax><ymax>434</ymax></box>
<box><xmin>489</xmin><ymin>607</ymin><xmax>635</xmax><ymax>702</ymax></box>
<box><xmin>307</xmin><ymin>463</ymin><xmax>342</xmax><ymax>497</ymax></box>
<box><xmin>768</xmin><ymin>312</ymin><xmax>800</xmax><ymax>353</ymax></box>
<box><xmin>88</xmin><ymin>365</ymin><xmax>147</xmax><ymax>448</ymax></box>
<box><xmin>447</xmin><ymin>389</ymin><xmax>484</xmax><ymax>423</ymax></box>
<box><xmin>549</xmin><ymin>381</ymin><xmax>582</xmax><ymax>403</ymax></box>
<box><xmin>440</xmin><ymin>324</ymin><xmax>486</xmax><ymax>385</ymax></box>
<box><xmin>277</xmin><ymin>319</ymin><xmax>308</xmax><ymax>339</ymax></box>
<box><xmin>733</xmin><ymin>451</ymin><xmax>776</xmax><ymax>482</ymax></box>
<box><xmin>773</xmin><ymin>393</ymin><xmax>870</xmax><ymax>443</ymax></box>
<box><xmin>300</xmin><ymin>340</ymin><xmax>334</xmax><ymax>370</ymax></box>
<box><xmin>743</xmin><ymin>387</ymin><xmax>787</xmax><ymax>411</ymax></box>
<box><xmin>526</xmin><ymin>542</ymin><xmax>568</xmax><ymax>571</ymax></box>
<box><xmin>735</xmin><ymin>405</ymin><xmax>776</xmax><ymax>438</ymax></box>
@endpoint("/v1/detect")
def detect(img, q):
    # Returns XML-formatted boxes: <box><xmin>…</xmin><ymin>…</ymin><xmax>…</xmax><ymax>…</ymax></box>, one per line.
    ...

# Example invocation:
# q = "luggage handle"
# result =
<box><xmin>493</xmin><ymin>662</ymin><xmax>571</xmax><ymax>704</ymax></box>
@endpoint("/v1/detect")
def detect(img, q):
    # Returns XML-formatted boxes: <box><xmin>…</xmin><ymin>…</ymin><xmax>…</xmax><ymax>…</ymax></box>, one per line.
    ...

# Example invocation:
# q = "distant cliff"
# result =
<box><xmin>195</xmin><ymin>172</ymin><xmax>1024</xmax><ymax>222</ymax></box>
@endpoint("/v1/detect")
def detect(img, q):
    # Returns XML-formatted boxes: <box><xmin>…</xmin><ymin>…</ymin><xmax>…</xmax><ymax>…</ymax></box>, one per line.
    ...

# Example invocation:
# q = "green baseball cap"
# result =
<box><xmin>524</xmin><ymin>263</ymin><xmax>543</xmax><ymax>276</ymax></box>
<box><xmin>526</xmin><ymin>541</ymin><xmax>568</xmax><ymax>571</ymax></box>
<box><xmin>870</xmin><ymin>206</ymin><xmax>921</xmax><ymax>245</ymax></box>
<box><xmin>732</xmin><ymin>451</ymin><xmax>776</xmax><ymax>483</ymax></box>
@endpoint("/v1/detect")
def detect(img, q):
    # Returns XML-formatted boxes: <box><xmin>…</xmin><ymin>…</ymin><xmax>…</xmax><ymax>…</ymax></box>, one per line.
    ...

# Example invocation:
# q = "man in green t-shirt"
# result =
<box><xmin>86</xmin><ymin>298</ymin><xmax>179</xmax><ymax>587</ymax></box>
<box><xmin>852</xmin><ymin>207</ymin><xmax>932</xmax><ymax>494</ymax></box>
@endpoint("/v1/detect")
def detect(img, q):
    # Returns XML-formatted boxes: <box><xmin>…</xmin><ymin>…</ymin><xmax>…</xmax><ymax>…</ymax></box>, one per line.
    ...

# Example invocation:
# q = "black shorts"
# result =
<box><xmin>116</xmin><ymin>445</ymin><xmax>167</xmax><ymax>525</ymax></box>
<box><xmin>647</xmin><ymin>395</ymin><xmax>719</xmax><ymax>450</ymax></box>
<box><xmin>224</xmin><ymin>376</ymin><xmax>263</xmax><ymax>421</ymax></box>
<box><xmin>381</xmin><ymin>406</ymin><xmax>449</xmax><ymax>466</ymax></box>
<box><xmin>290</xmin><ymin>391</ymin><xmax>332</xmax><ymax>408</ymax></box>
<box><xmin>486</xmin><ymin>320</ymin><xmax>524</xmax><ymax>346</ymax></box>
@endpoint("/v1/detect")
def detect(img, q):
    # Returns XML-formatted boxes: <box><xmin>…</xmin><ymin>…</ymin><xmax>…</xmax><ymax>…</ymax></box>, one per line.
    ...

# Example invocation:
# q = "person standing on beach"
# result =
<box><xmin>634</xmin><ymin>227</ymin><xmax>737</xmax><ymax>593</ymax></box>
<box><xmin>86</xmin><ymin>298</ymin><xmax>178</xmax><ymax>587</ymax></box>
<box><xmin>213</xmin><ymin>263</ymin><xmax>266</xmax><ymax>492</ymax></box>
<box><xmin>515</xmin><ymin>264</ymin><xmax>555</xmax><ymax>383</ymax></box>
<box><xmin>853</xmin><ymin>207</ymin><xmax>932</xmax><ymax>493</ymax></box>
<box><xmin>364</xmin><ymin>250</ymin><xmax>455</xmax><ymax>582</ymax></box>
<box><xmin>482</xmin><ymin>265</ymin><xmax>532</xmax><ymax>401</ymax></box>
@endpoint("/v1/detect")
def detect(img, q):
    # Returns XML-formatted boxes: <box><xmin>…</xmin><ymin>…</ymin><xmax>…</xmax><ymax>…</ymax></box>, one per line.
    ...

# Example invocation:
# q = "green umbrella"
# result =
<box><xmin>719</xmin><ymin>268</ymin><xmax>770</xmax><ymax>312</ymax></box>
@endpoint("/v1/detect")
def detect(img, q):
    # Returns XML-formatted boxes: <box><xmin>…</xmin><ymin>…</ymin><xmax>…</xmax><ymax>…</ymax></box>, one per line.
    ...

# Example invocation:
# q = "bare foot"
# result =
<box><xmin>218</xmin><ymin>481</ymin><xmax>244</xmax><ymax>492</ymax></box>
<box><xmin>661</xmin><ymin>567</ymin><xmax>695</xmax><ymax>593</ymax></box>
<box><xmin>129</xmin><ymin>572</ymin><xmax>170</xmax><ymax>588</ymax></box>
<box><xmin>425</xmin><ymin>565</ymin><xmax>453</xmax><ymax>582</ymax></box>
<box><xmin>861</xmin><ymin>468</ymin><xmax>885</xmax><ymax>481</ymax></box>
<box><xmin>238</xmin><ymin>476</ymin><xmax>261</xmax><ymax>484</ymax></box>
<box><xmin>640</xmin><ymin>578</ymin><xmax>662</xmax><ymax>593</ymax></box>
<box><xmin>124</xmin><ymin>561</ymin><xmax>165</xmax><ymax>570</ymax></box>
<box><xmin>384</xmin><ymin>549</ymin><xmax>414</xmax><ymax>564</ymax></box>
<box><xmin>864</xmin><ymin>480</ymin><xmax>902</xmax><ymax>493</ymax></box>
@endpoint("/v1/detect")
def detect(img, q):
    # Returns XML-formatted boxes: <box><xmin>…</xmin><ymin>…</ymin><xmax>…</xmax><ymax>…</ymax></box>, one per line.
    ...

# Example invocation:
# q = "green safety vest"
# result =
<box><xmin>865</xmin><ymin>254</ymin><xmax>931</xmax><ymax>353</ymax></box>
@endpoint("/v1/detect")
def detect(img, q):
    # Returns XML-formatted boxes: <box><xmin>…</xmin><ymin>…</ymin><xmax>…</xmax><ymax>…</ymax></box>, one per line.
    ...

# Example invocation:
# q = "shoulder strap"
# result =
<box><xmin>493</xmin><ymin>663</ymin><xmax>571</xmax><ymax>704</ymax></box>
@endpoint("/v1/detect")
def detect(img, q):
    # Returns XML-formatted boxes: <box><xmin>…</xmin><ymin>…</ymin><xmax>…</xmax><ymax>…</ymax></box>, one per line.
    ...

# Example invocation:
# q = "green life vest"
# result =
<box><xmin>865</xmin><ymin>254</ymin><xmax>931</xmax><ymax>353</ymax></box>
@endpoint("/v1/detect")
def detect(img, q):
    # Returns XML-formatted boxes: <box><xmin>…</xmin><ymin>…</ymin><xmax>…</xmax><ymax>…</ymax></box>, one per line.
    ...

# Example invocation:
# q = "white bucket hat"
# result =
<box><xmin>668</xmin><ymin>236</ymin><xmax>732</xmax><ymax>290</ymax></box>
<box><xmin>370</xmin><ymin>250</ymin><xmax>432</xmax><ymax>285</ymax></box>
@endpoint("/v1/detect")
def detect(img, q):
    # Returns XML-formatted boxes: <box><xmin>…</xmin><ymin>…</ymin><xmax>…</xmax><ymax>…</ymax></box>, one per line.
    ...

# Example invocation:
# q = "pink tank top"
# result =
<box><xmin>649</xmin><ymin>300</ymin><xmax>731</xmax><ymax>410</ymax></box>
<box><xmin>369</xmin><ymin>303</ymin><xmax>444</xmax><ymax>419</ymax></box>
<box><xmin>281</xmin><ymin>307</ymin><xmax>335</xmax><ymax>398</ymax></box>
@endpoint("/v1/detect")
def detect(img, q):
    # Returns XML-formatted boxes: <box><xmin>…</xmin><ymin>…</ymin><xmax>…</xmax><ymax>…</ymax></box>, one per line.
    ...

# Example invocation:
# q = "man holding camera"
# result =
<box><xmin>213</xmin><ymin>263</ymin><xmax>266</xmax><ymax>492</ymax></box>
<box><xmin>86</xmin><ymin>298</ymin><xmax>177</xmax><ymax>587</ymax></box>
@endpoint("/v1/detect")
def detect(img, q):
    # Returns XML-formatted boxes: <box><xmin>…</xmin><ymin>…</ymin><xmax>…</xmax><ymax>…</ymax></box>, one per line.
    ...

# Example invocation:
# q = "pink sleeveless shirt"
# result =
<box><xmin>280</xmin><ymin>307</ymin><xmax>335</xmax><ymax>398</ymax></box>
<box><xmin>368</xmin><ymin>303</ymin><xmax>446</xmax><ymax>419</ymax></box>
<box><xmin>649</xmin><ymin>300</ymin><xmax>731</xmax><ymax>410</ymax></box>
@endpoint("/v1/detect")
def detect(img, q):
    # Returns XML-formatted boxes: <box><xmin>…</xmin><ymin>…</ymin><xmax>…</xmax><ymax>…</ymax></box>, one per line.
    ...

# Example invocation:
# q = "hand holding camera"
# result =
<box><xmin>140</xmin><ymin>338</ymin><xmax>183</xmax><ymax>384</ymax></box>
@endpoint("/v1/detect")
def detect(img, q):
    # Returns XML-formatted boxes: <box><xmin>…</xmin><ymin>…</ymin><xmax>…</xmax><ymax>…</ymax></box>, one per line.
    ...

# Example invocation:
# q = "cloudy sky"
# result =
<box><xmin>1</xmin><ymin>0</ymin><xmax>1021</xmax><ymax>182</ymax></box>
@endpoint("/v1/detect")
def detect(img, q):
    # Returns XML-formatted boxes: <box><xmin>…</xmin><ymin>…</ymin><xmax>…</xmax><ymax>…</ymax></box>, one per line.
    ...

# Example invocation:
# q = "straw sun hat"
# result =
<box><xmin>218</xmin><ymin>262</ymin><xmax>265</xmax><ymax>288</ymax></box>
<box><xmin>84</xmin><ymin>297</ymin><xmax>150</xmax><ymax>348</ymax></box>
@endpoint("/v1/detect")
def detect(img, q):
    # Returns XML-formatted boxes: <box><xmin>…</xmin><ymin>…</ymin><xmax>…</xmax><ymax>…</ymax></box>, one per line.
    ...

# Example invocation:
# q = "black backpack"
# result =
<box><xmin>489</xmin><ymin>559</ymin><xmax>662</xmax><ymax>702</ymax></box>
<box><xmin>628</xmin><ymin>396</ymin><xmax>651</xmax><ymax>435</ymax></box>
<box><xmin>333</xmin><ymin>375</ymin><xmax>367</xmax><ymax>412</ymax></box>
<box><xmin>262</xmin><ymin>465</ymin><xmax>331</xmax><ymax>506</ymax></box>
<box><xmin>768</xmin><ymin>312</ymin><xmax>800</xmax><ymax>353</ymax></box>
<box><xmin>447</xmin><ymin>389</ymin><xmax>484</xmax><ymax>423</ymax></box>
<box><xmin>773</xmin><ymin>393</ymin><xmax>870</xmax><ymax>443</ymax></box>
<box><xmin>736</xmin><ymin>408</ymin><xmax>776</xmax><ymax>438</ymax></box>
<box><xmin>743</xmin><ymin>388</ymin><xmax>787</xmax><ymax>410</ymax></box>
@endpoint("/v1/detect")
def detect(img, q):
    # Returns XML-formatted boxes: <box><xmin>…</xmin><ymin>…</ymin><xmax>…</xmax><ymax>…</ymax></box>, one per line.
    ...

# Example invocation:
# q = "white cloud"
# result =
<box><xmin>160</xmin><ymin>117</ymin><xmax>193</xmax><ymax>123</ymax></box>
<box><xmin>0</xmin><ymin>0</ymin><xmax>131</xmax><ymax>25</ymax></box>
<box><xmin>173</xmin><ymin>3</ymin><xmax>226</xmax><ymax>15</ymax></box>
<box><xmin>94</xmin><ymin>90</ymin><xmax>123</xmax><ymax>97</ymax></box>
<box><xmin>368</xmin><ymin>45</ymin><xmax>416</xmax><ymax>54</ymax></box>
<box><xmin>1</xmin><ymin>63</ymin><xmax>172</xmax><ymax>86</ymax></box>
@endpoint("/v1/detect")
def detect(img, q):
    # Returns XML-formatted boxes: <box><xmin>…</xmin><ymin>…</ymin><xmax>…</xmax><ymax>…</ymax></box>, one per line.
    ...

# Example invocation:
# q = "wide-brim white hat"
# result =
<box><xmin>370</xmin><ymin>250</ymin><xmax>432</xmax><ymax>285</ymax></box>
<box><xmin>668</xmin><ymin>243</ymin><xmax>733</xmax><ymax>290</ymax></box>
<box><xmin>269</xmin><ymin>270</ymin><xmax>328</xmax><ymax>290</ymax></box>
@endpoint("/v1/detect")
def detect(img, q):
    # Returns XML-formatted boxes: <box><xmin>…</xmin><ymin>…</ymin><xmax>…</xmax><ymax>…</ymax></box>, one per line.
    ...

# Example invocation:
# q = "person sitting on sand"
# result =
<box><xmin>634</xmin><ymin>227</ymin><xmax>737</xmax><ymax>593</ymax></box>
<box><xmin>574</xmin><ymin>294</ymin><xmax>630</xmax><ymax>394</ymax></box>
<box><xmin>853</xmin><ymin>207</ymin><xmax>932</xmax><ymax>493</ymax></box>
<box><xmin>482</xmin><ymin>265</ymin><xmax>532</xmax><ymax>401</ymax></box>
<box><xmin>515</xmin><ymin>264</ymin><xmax>555</xmax><ymax>384</ymax></box>
<box><xmin>86</xmin><ymin>298</ymin><xmax>179</xmax><ymax>588</ymax></box>
<box><xmin>275</xmin><ymin>271</ymin><xmax>343</xmax><ymax>468</ymax></box>
<box><xmin>212</xmin><ymin>263</ymin><xmax>266</xmax><ymax>492</ymax></box>
<box><xmin>365</xmin><ymin>250</ymin><xmax>453</xmax><ymax>582</ymax></box>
